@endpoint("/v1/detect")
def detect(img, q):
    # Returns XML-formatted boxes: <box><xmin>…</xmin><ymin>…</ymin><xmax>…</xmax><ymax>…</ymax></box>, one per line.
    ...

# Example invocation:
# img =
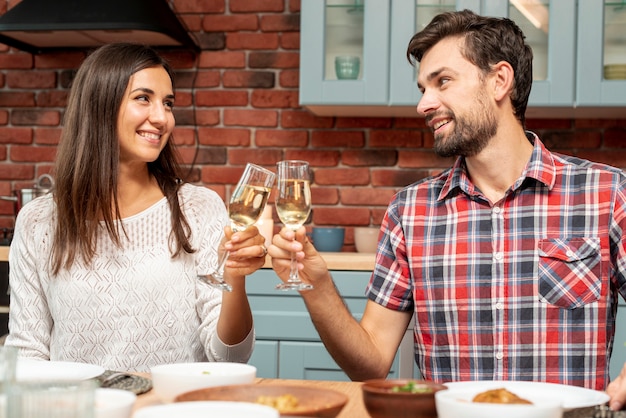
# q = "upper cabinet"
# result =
<box><xmin>299</xmin><ymin>0</ymin><xmax>626</xmax><ymax>118</ymax></box>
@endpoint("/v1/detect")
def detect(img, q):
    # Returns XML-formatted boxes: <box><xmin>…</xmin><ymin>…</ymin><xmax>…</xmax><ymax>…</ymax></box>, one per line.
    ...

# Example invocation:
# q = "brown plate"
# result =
<box><xmin>175</xmin><ymin>383</ymin><xmax>349</xmax><ymax>417</ymax></box>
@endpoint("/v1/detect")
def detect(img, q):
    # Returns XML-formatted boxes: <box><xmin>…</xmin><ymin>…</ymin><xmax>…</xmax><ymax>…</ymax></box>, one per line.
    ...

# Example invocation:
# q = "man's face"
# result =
<box><xmin>416</xmin><ymin>36</ymin><xmax>497</xmax><ymax>158</ymax></box>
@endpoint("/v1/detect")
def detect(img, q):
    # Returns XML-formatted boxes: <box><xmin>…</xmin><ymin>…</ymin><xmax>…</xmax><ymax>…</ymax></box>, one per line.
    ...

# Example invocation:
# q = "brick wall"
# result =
<box><xmin>0</xmin><ymin>0</ymin><xmax>625</xmax><ymax>251</ymax></box>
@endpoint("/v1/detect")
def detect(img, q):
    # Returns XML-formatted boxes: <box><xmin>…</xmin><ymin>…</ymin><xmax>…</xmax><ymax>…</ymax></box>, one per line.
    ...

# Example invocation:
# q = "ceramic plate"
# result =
<box><xmin>16</xmin><ymin>358</ymin><xmax>105</xmax><ymax>381</ymax></box>
<box><xmin>175</xmin><ymin>384</ymin><xmax>349</xmax><ymax>417</ymax></box>
<box><xmin>443</xmin><ymin>380</ymin><xmax>609</xmax><ymax>410</ymax></box>
<box><xmin>134</xmin><ymin>401</ymin><xmax>279</xmax><ymax>418</ymax></box>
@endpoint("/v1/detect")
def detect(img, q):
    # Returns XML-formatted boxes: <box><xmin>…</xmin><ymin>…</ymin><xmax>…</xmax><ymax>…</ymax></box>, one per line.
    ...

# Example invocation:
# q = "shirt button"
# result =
<box><xmin>495</xmin><ymin>352</ymin><xmax>504</xmax><ymax>360</ymax></box>
<box><xmin>495</xmin><ymin>302</ymin><xmax>504</xmax><ymax>310</ymax></box>
<box><xmin>566</xmin><ymin>250</ymin><xmax>575</xmax><ymax>258</ymax></box>
<box><xmin>493</xmin><ymin>206</ymin><xmax>502</xmax><ymax>214</ymax></box>
<box><xmin>494</xmin><ymin>252</ymin><xmax>503</xmax><ymax>261</ymax></box>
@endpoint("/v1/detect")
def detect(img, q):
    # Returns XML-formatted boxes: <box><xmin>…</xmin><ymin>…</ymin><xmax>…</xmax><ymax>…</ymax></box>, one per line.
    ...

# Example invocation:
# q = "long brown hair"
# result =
<box><xmin>406</xmin><ymin>9</ymin><xmax>533</xmax><ymax>127</ymax></box>
<box><xmin>52</xmin><ymin>43</ymin><xmax>194</xmax><ymax>274</ymax></box>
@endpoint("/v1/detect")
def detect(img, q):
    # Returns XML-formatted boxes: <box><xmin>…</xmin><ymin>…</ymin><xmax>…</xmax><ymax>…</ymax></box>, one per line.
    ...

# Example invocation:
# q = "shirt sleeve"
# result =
<box><xmin>5</xmin><ymin>197</ymin><xmax>54</xmax><ymax>359</ymax></box>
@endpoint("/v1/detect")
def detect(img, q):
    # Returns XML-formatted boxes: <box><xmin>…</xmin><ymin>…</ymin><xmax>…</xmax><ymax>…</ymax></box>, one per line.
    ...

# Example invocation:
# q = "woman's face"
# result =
<box><xmin>117</xmin><ymin>65</ymin><xmax>175</xmax><ymax>166</ymax></box>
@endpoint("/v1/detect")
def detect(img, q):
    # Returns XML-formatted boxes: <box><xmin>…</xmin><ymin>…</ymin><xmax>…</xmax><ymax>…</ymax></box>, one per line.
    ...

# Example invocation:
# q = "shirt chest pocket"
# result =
<box><xmin>537</xmin><ymin>237</ymin><xmax>602</xmax><ymax>309</ymax></box>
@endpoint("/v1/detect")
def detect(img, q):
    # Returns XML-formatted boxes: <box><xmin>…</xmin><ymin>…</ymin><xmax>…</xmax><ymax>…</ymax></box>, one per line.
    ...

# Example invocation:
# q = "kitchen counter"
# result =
<box><xmin>0</xmin><ymin>246</ymin><xmax>375</xmax><ymax>271</ymax></box>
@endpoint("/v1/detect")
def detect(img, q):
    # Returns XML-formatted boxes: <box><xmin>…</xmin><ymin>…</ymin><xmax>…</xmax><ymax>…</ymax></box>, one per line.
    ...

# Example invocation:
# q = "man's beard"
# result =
<box><xmin>432</xmin><ymin>93</ymin><xmax>498</xmax><ymax>158</ymax></box>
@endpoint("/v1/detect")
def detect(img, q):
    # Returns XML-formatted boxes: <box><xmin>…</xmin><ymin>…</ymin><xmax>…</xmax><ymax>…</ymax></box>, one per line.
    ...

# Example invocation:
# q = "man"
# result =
<box><xmin>269</xmin><ymin>9</ymin><xmax>626</xmax><ymax>410</ymax></box>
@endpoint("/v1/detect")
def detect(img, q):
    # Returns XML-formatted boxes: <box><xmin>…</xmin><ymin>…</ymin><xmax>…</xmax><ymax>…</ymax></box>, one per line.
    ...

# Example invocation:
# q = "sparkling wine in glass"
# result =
<box><xmin>275</xmin><ymin>160</ymin><xmax>313</xmax><ymax>291</ymax></box>
<box><xmin>199</xmin><ymin>163</ymin><xmax>275</xmax><ymax>292</ymax></box>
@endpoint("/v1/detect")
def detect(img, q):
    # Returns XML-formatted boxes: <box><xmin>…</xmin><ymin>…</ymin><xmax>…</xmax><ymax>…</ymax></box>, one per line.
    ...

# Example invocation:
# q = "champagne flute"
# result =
<box><xmin>199</xmin><ymin>163</ymin><xmax>275</xmax><ymax>292</ymax></box>
<box><xmin>275</xmin><ymin>160</ymin><xmax>314</xmax><ymax>291</ymax></box>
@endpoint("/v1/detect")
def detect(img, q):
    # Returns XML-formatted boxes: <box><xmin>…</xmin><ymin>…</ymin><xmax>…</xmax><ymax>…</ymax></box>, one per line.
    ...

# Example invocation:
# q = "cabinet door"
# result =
<box><xmin>390</xmin><ymin>0</ymin><xmax>576</xmax><ymax>111</ymax></box>
<box><xmin>299</xmin><ymin>0</ymin><xmax>390</xmax><ymax>111</ymax></box>
<box><xmin>576</xmin><ymin>1</ymin><xmax>626</xmax><ymax>106</ymax></box>
<box><xmin>249</xmin><ymin>340</ymin><xmax>279</xmax><ymax>379</ymax></box>
<box><xmin>279</xmin><ymin>341</ymin><xmax>400</xmax><ymax>381</ymax></box>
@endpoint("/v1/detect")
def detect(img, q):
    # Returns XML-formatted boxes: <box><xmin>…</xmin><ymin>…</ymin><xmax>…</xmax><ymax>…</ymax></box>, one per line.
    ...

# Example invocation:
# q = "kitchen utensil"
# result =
<box><xmin>0</xmin><ymin>174</ymin><xmax>54</xmax><ymax>215</ymax></box>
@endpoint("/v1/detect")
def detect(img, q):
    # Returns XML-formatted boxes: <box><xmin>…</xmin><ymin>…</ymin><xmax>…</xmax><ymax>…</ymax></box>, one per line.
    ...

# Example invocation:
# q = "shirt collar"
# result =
<box><xmin>437</xmin><ymin>131</ymin><xmax>557</xmax><ymax>202</ymax></box>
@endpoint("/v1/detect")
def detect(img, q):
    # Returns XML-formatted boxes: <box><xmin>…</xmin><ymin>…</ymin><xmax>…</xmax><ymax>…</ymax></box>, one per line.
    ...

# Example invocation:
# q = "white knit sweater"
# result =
<box><xmin>5</xmin><ymin>183</ymin><xmax>254</xmax><ymax>372</ymax></box>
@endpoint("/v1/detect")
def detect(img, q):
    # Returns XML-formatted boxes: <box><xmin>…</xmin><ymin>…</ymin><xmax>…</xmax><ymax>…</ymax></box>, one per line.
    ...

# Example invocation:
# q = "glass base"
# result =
<box><xmin>198</xmin><ymin>274</ymin><xmax>233</xmax><ymax>292</ymax></box>
<box><xmin>275</xmin><ymin>281</ymin><xmax>314</xmax><ymax>291</ymax></box>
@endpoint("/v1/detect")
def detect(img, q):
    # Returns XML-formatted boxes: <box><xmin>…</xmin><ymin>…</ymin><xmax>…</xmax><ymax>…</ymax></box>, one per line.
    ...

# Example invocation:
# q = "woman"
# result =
<box><xmin>5</xmin><ymin>43</ymin><xmax>266</xmax><ymax>372</ymax></box>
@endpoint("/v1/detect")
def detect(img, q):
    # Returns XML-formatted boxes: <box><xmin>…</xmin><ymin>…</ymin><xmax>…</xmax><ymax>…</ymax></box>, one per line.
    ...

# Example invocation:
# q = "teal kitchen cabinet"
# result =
<box><xmin>300</xmin><ymin>1</ymin><xmax>625</xmax><ymax>118</ymax></box>
<box><xmin>576</xmin><ymin>1</ymin><xmax>626</xmax><ymax>107</ymax></box>
<box><xmin>610</xmin><ymin>303</ymin><xmax>626</xmax><ymax>381</ymax></box>
<box><xmin>247</xmin><ymin>269</ymin><xmax>409</xmax><ymax>381</ymax></box>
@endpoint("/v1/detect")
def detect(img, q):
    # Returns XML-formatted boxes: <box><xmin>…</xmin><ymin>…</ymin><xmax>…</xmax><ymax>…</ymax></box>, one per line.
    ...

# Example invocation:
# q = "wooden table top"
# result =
<box><xmin>133</xmin><ymin>376</ymin><xmax>368</xmax><ymax>417</ymax></box>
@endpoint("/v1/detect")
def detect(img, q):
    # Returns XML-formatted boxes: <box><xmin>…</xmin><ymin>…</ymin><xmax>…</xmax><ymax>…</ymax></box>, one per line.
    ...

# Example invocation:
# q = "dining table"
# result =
<box><xmin>132</xmin><ymin>375</ymin><xmax>369</xmax><ymax>417</ymax></box>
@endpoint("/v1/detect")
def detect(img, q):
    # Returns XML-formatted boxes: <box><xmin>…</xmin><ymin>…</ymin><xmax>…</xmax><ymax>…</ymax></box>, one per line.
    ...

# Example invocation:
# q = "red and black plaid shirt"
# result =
<box><xmin>367</xmin><ymin>133</ymin><xmax>626</xmax><ymax>391</ymax></box>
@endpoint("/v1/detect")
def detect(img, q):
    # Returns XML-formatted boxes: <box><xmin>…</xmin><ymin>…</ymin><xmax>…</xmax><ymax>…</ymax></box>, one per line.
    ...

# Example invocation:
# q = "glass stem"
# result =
<box><xmin>215</xmin><ymin>250</ymin><xmax>230</xmax><ymax>280</ymax></box>
<box><xmin>288</xmin><ymin>250</ymin><xmax>299</xmax><ymax>282</ymax></box>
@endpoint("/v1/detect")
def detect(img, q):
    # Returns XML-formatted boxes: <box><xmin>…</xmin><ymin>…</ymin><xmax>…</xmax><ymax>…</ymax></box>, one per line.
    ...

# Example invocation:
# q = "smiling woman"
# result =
<box><xmin>4</xmin><ymin>43</ymin><xmax>266</xmax><ymax>372</ymax></box>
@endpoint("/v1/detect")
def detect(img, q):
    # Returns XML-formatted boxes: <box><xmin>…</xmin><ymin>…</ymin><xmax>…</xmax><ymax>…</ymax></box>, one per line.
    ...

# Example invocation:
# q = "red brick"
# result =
<box><xmin>370</xmin><ymin>129</ymin><xmax>423</xmax><ymax>148</ymax></box>
<box><xmin>574</xmin><ymin>119</ymin><xmax>618</xmax><ymax>129</ymax></box>
<box><xmin>311</xmin><ymin>187</ymin><xmax>339</xmax><ymax>205</ymax></box>
<box><xmin>289</xmin><ymin>0</ymin><xmax>301</xmax><ymax>13</ymax></box>
<box><xmin>34</xmin><ymin>128</ymin><xmax>61</xmax><ymax>145</ymax></box>
<box><xmin>34</xmin><ymin>52</ymin><xmax>85</xmax><ymax>69</ymax></box>
<box><xmin>280</xmin><ymin>32</ymin><xmax>300</xmax><ymax>50</ymax></box>
<box><xmin>0</xmin><ymin>128</ymin><xmax>32</xmax><ymax>144</ymax></box>
<box><xmin>223</xmin><ymin>71</ymin><xmax>275</xmax><ymax>88</ymax></box>
<box><xmin>0</xmin><ymin>163</ymin><xmax>35</xmax><ymax>180</ymax></box>
<box><xmin>194</xmin><ymin>71</ymin><xmax>221</xmax><ymax>87</ymax></box>
<box><xmin>36</xmin><ymin>91</ymin><xmax>68</xmax><ymax>107</ymax></box>
<box><xmin>202</xmin><ymin>165</ymin><xmax>252</xmax><ymax>184</ymax></box>
<box><xmin>11</xmin><ymin>110</ymin><xmax>60</xmax><ymax>126</ymax></box>
<box><xmin>342</xmin><ymin>150</ymin><xmax>397</xmax><ymax>166</ymax></box>
<box><xmin>0</xmin><ymin>110</ymin><xmax>7</xmax><ymax>125</ymax></box>
<box><xmin>0</xmin><ymin>146</ymin><xmax>5</xmax><ymax>159</ymax></box>
<box><xmin>10</xmin><ymin>145</ymin><xmax>56</xmax><ymax>162</ymax></box>
<box><xmin>526</xmin><ymin>118</ymin><xmax>573</xmax><ymax>130</ymax></box>
<box><xmin>196</xmin><ymin>90</ymin><xmax>249</xmax><ymax>106</ymax></box>
<box><xmin>0</xmin><ymin>92</ymin><xmax>35</xmax><ymax>107</ymax></box>
<box><xmin>7</xmin><ymin>71</ymin><xmax>55</xmax><ymax>89</ymax></box>
<box><xmin>281</xmin><ymin>110</ymin><xmax>333</xmax><ymax>129</ymax></box>
<box><xmin>194</xmin><ymin>109</ymin><xmax>221</xmax><ymax>126</ymax></box>
<box><xmin>202</xmin><ymin>14</ymin><xmax>258</xmax><ymax>32</ymax></box>
<box><xmin>260</xmin><ymin>14</ymin><xmax>300</xmax><ymax>32</ymax></box>
<box><xmin>174</xmin><ymin>0</ymin><xmax>225</xmax><ymax>13</ymax></box>
<box><xmin>249</xmin><ymin>52</ymin><xmax>299</xmax><ymax>69</ymax></box>
<box><xmin>224</xmin><ymin>109</ymin><xmax>278</xmax><ymax>127</ymax></box>
<box><xmin>284</xmin><ymin>150</ymin><xmax>340</xmax><ymax>166</ymax></box>
<box><xmin>279</xmin><ymin>69</ymin><xmax>299</xmax><ymax>88</ymax></box>
<box><xmin>394</xmin><ymin>117</ymin><xmax>427</xmax><ymax>128</ymax></box>
<box><xmin>311</xmin><ymin>131</ymin><xmax>364</xmax><ymax>148</ymax></box>
<box><xmin>174</xmin><ymin>91</ymin><xmax>193</xmax><ymax>107</ymax></box>
<box><xmin>542</xmin><ymin>131</ymin><xmax>601</xmax><ymax>150</ymax></box>
<box><xmin>341</xmin><ymin>188</ymin><xmax>396</xmax><ymax>206</ymax></box>
<box><xmin>179</xmin><ymin>15</ymin><xmax>203</xmax><ymax>32</ymax></box>
<box><xmin>176</xmin><ymin>147</ymin><xmax>199</xmax><ymax>165</ymax></box>
<box><xmin>191</xmin><ymin>147</ymin><xmax>227</xmax><ymax>165</ymax></box>
<box><xmin>372</xmin><ymin>208</ymin><xmax>387</xmax><ymax>224</ymax></box>
<box><xmin>312</xmin><ymin>207</ymin><xmax>370</xmax><ymax>226</ymax></box>
<box><xmin>255</xmin><ymin>129</ymin><xmax>308</xmax><ymax>147</ymax></box>
<box><xmin>398</xmin><ymin>151</ymin><xmax>454</xmax><ymax>168</ymax></box>
<box><xmin>228</xmin><ymin>148</ymin><xmax>283</xmax><ymax>166</ymax></box>
<box><xmin>314</xmin><ymin>168</ymin><xmax>370</xmax><ymax>186</ymax></box>
<box><xmin>371</xmin><ymin>169</ymin><xmax>430</xmax><ymax>188</ymax></box>
<box><xmin>171</xmin><ymin>128</ymin><xmax>197</xmax><ymax>146</ymax></box>
<box><xmin>251</xmin><ymin>90</ymin><xmax>298</xmax><ymax>108</ymax></box>
<box><xmin>163</xmin><ymin>51</ymin><xmax>198</xmax><ymax>69</ymax></box>
<box><xmin>226</xmin><ymin>33</ymin><xmax>279</xmax><ymax>50</ymax></box>
<box><xmin>0</xmin><ymin>52</ymin><xmax>32</xmax><ymax>69</ymax></box>
<box><xmin>230</xmin><ymin>0</ymin><xmax>284</xmax><ymax>12</ymax></box>
<box><xmin>336</xmin><ymin>118</ymin><xmax>392</xmax><ymax>129</ymax></box>
<box><xmin>198</xmin><ymin>128</ymin><xmax>251</xmax><ymax>146</ymax></box>
<box><xmin>198</xmin><ymin>51</ymin><xmax>246</xmax><ymax>68</ymax></box>
<box><xmin>576</xmin><ymin>151</ymin><xmax>626</xmax><ymax>169</ymax></box>
<box><xmin>604</xmin><ymin>127</ymin><xmax>626</xmax><ymax>148</ymax></box>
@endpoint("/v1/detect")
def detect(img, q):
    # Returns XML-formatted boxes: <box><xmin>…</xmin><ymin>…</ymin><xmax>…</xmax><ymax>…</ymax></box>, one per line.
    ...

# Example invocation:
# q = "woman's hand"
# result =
<box><xmin>222</xmin><ymin>225</ymin><xmax>267</xmax><ymax>280</ymax></box>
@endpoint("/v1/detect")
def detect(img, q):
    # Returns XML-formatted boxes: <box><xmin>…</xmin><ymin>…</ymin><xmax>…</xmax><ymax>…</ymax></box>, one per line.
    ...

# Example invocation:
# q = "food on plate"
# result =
<box><xmin>472</xmin><ymin>388</ymin><xmax>532</xmax><ymax>404</ymax></box>
<box><xmin>256</xmin><ymin>394</ymin><xmax>302</xmax><ymax>412</ymax></box>
<box><xmin>390</xmin><ymin>380</ymin><xmax>434</xmax><ymax>394</ymax></box>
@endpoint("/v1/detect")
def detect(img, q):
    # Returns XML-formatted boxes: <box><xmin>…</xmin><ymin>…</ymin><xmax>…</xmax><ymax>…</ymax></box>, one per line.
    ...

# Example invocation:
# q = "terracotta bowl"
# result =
<box><xmin>361</xmin><ymin>379</ymin><xmax>448</xmax><ymax>418</ymax></box>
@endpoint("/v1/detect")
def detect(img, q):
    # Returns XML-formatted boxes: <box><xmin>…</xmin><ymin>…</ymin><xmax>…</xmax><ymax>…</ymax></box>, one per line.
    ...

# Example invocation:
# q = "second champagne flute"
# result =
<box><xmin>275</xmin><ymin>160</ymin><xmax>313</xmax><ymax>291</ymax></box>
<box><xmin>199</xmin><ymin>163</ymin><xmax>275</xmax><ymax>292</ymax></box>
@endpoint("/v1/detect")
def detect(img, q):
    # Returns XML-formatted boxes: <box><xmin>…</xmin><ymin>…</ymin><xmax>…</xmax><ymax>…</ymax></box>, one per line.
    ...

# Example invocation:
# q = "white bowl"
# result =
<box><xmin>95</xmin><ymin>388</ymin><xmax>136</xmax><ymax>418</ymax></box>
<box><xmin>354</xmin><ymin>227</ymin><xmax>379</xmax><ymax>253</ymax></box>
<box><xmin>133</xmin><ymin>401</ymin><xmax>279</xmax><ymax>418</ymax></box>
<box><xmin>435</xmin><ymin>387</ymin><xmax>563</xmax><ymax>418</ymax></box>
<box><xmin>150</xmin><ymin>362</ymin><xmax>256</xmax><ymax>403</ymax></box>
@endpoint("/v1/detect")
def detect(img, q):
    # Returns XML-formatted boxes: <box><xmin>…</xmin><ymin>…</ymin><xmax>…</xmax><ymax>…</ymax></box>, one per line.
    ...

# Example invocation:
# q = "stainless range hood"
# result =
<box><xmin>0</xmin><ymin>0</ymin><xmax>199</xmax><ymax>54</ymax></box>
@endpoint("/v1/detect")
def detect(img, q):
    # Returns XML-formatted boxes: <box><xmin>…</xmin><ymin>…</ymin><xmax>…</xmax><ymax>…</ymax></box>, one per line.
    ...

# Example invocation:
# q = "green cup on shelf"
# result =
<box><xmin>335</xmin><ymin>56</ymin><xmax>360</xmax><ymax>80</ymax></box>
